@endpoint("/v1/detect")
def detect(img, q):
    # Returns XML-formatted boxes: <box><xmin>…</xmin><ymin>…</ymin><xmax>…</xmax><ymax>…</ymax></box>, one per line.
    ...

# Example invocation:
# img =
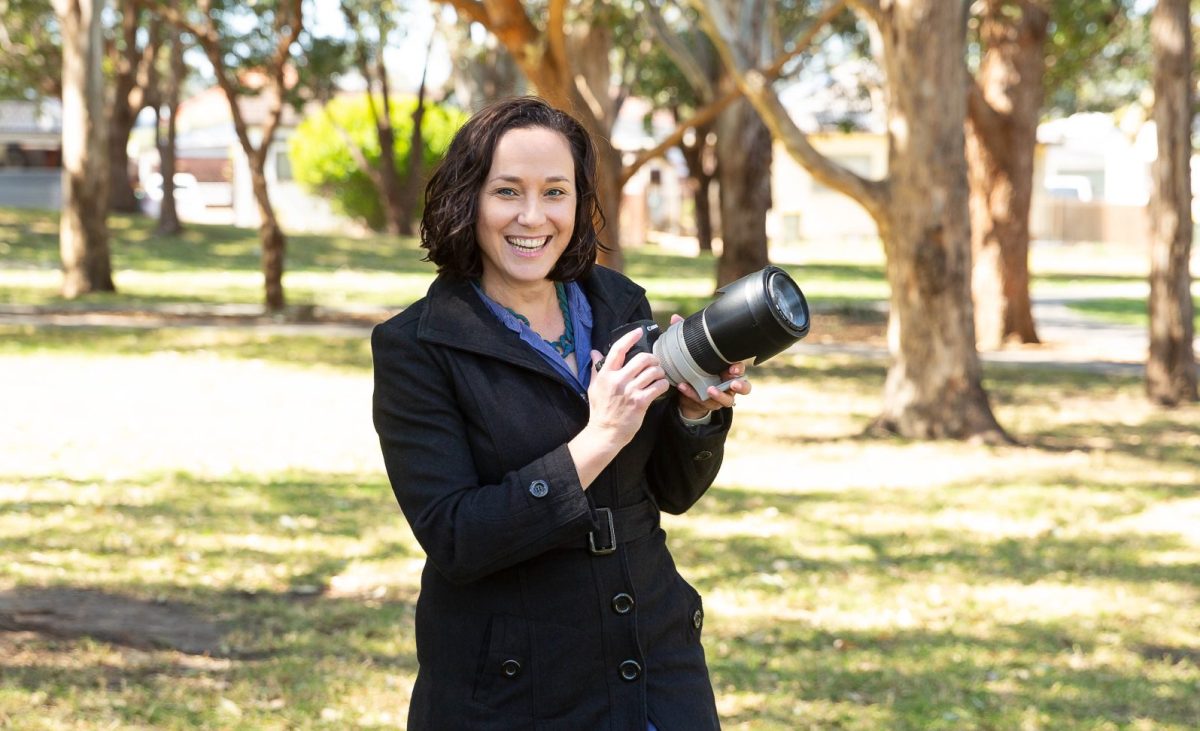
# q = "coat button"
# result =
<box><xmin>528</xmin><ymin>480</ymin><xmax>549</xmax><ymax>498</ymax></box>
<box><xmin>611</xmin><ymin>592</ymin><xmax>634</xmax><ymax>615</ymax></box>
<box><xmin>693</xmin><ymin>608</ymin><xmax>704</xmax><ymax>630</ymax></box>
<box><xmin>619</xmin><ymin>660</ymin><xmax>641</xmax><ymax>681</ymax></box>
<box><xmin>501</xmin><ymin>659</ymin><xmax>522</xmax><ymax>678</ymax></box>
<box><xmin>692</xmin><ymin>450</ymin><xmax>713</xmax><ymax>461</ymax></box>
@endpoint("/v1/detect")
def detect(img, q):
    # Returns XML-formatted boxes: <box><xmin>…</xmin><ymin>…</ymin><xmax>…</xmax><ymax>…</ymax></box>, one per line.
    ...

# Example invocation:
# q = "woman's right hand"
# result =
<box><xmin>568</xmin><ymin>327</ymin><xmax>670</xmax><ymax>489</ymax></box>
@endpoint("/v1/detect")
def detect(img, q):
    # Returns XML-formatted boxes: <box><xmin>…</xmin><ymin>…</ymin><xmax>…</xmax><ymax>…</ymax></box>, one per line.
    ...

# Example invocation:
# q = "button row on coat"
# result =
<box><xmin>528</xmin><ymin>479</ymin><xmax>549</xmax><ymax>498</ymax></box>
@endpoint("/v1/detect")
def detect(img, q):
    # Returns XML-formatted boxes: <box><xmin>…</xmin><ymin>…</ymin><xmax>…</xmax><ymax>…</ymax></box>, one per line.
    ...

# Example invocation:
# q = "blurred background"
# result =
<box><xmin>1</xmin><ymin>0</ymin><xmax>1198</xmax><ymax>728</ymax></box>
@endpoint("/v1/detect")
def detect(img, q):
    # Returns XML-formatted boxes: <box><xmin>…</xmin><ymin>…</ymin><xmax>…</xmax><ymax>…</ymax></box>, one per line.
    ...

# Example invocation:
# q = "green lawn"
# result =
<box><xmin>2</xmin><ymin>208</ymin><xmax>1199</xmax><ymax>729</ymax></box>
<box><xmin>1067</xmin><ymin>296</ymin><xmax>1200</xmax><ymax>332</ymax></box>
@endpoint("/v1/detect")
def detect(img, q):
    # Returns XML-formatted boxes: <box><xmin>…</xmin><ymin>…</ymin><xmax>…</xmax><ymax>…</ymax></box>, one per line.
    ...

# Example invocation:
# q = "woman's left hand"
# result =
<box><xmin>670</xmin><ymin>313</ymin><xmax>753</xmax><ymax>420</ymax></box>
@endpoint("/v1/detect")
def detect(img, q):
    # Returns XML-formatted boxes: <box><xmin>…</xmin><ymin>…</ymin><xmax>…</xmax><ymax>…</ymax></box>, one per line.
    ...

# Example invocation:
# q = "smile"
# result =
<box><xmin>506</xmin><ymin>236</ymin><xmax>551</xmax><ymax>254</ymax></box>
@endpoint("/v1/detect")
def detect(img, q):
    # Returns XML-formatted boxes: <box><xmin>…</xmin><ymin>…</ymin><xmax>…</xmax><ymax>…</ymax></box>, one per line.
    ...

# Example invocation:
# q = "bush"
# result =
<box><xmin>290</xmin><ymin>95</ymin><xmax>465</xmax><ymax>231</ymax></box>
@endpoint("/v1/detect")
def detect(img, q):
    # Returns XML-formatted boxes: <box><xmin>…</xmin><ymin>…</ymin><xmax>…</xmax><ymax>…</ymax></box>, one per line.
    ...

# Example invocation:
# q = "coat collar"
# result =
<box><xmin>416</xmin><ymin>265</ymin><xmax>646</xmax><ymax>374</ymax></box>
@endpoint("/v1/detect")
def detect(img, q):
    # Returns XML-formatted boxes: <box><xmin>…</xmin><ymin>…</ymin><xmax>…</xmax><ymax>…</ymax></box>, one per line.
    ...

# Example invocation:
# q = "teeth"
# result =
<box><xmin>507</xmin><ymin>236</ymin><xmax>547</xmax><ymax>250</ymax></box>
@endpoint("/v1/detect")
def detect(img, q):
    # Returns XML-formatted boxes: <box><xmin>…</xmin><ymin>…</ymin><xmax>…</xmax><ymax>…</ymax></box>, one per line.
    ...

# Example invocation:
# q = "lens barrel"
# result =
<box><xmin>701</xmin><ymin>266</ymin><xmax>810</xmax><ymax>365</ymax></box>
<box><xmin>647</xmin><ymin>266</ymin><xmax>810</xmax><ymax>397</ymax></box>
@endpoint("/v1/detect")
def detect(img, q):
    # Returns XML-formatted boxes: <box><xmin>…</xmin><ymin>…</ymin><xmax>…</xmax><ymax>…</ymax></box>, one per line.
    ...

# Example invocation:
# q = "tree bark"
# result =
<box><xmin>679</xmin><ymin>123</ymin><xmax>715</xmax><ymax>252</ymax></box>
<box><xmin>715</xmin><ymin>95</ymin><xmax>771</xmax><ymax>285</ymax></box>
<box><xmin>156</xmin><ymin>24</ymin><xmax>184</xmax><ymax>236</ymax></box>
<box><xmin>965</xmin><ymin>0</ymin><xmax>1046</xmax><ymax>350</ymax></box>
<box><xmin>107</xmin><ymin>0</ymin><xmax>144</xmax><ymax>213</ymax></box>
<box><xmin>696</xmin><ymin>0</ymin><xmax>1007</xmax><ymax>441</ymax></box>
<box><xmin>871</xmin><ymin>1</ymin><xmax>1005</xmax><ymax>440</ymax></box>
<box><xmin>1147</xmin><ymin>0</ymin><xmax>1198</xmax><ymax>405</ymax></box>
<box><xmin>56</xmin><ymin>0</ymin><xmax>114</xmax><ymax>297</ymax></box>
<box><xmin>711</xmin><ymin>0</ymin><xmax>773</xmax><ymax>287</ymax></box>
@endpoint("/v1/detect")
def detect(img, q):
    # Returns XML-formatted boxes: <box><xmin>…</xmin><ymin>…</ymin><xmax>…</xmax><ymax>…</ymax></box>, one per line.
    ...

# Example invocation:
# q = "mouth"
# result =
<box><xmin>505</xmin><ymin>235</ymin><xmax>551</xmax><ymax>256</ymax></box>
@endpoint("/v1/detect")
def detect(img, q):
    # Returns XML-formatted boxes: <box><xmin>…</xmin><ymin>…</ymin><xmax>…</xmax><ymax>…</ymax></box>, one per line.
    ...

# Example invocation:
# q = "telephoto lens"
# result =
<box><xmin>651</xmin><ymin>265</ymin><xmax>810</xmax><ymax>396</ymax></box>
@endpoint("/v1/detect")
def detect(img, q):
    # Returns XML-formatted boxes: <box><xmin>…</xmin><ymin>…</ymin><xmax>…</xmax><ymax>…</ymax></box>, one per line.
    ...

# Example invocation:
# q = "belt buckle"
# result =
<box><xmin>588</xmin><ymin>507</ymin><xmax>616</xmax><ymax>555</ymax></box>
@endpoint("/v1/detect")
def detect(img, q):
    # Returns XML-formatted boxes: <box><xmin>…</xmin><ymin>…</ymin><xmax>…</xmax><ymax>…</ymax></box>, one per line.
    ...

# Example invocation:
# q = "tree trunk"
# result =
<box><xmin>248</xmin><ymin>155</ymin><xmax>287</xmax><ymax>311</ymax></box>
<box><xmin>156</xmin><ymin>25</ymin><xmax>184</xmax><ymax>236</ymax></box>
<box><xmin>1147</xmin><ymin>0</ymin><xmax>1198</xmax><ymax>405</ymax></box>
<box><xmin>56</xmin><ymin>0</ymin><xmax>113</xmax><ymax>297</ymax></box>
<box><xmin>399</xmin><ymin>33</ymin><xmax>437</xmax><ymax>237</ymax></box>
<box><xmin>873</xmin><ymin>1</ymin><xmax>1005</xmax><ymax>440</ymax></box>
<box><xmin>966</xmin><ymin>0</ymin><xmax>1046</xmax><ymax>350</ymax></box>
<box><xmin>714</xmin><ymin>96</ymin><xmax>771</xmax><ymax>286</ymax></box>
<box><xmin>680</xmin><ymin>129</ymin><xmax>715</xmax><ymax>252</ymax></box>
<box><xmin>371</xmin><ymin>52</ymin><xmax>406</xmax><ymax>236</ymax></box>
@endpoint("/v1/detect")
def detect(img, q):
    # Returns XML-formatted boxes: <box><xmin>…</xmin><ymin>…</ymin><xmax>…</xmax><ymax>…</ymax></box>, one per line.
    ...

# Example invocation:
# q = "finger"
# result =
<box><xmin>591</xmin><ymin>349</ymin><xmax>605</xmax><ymax>373</ymax></box>
<box><xmin>621</xmin><ymin>351</ymin><xmax>660</xmax><ymax>377</ymax></box>
<box><xmin>670</xmin><ymin>313</ymin><xmax>684</xmax><ymax>325</ymax></box>
<box><xmin>603</xmin><ymin>328</ymin><xmax>645</xmax><ymax>372</ymax></box>
<box><xmin>704</xmin><ymin>386</ymin><xmax>736</xmax><ymax>408</ymax></box>
<box><xmin>629</xmin><ymin>365</ymin><xmax>667</xmax><ymax>391</ymax></box>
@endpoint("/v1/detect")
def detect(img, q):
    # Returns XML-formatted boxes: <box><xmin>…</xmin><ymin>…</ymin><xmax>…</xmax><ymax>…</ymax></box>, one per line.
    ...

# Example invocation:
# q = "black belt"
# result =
<box><xmin>586</xmin><ymin>500</ymin><xmax>659</xmax><ymax>555</ymax></box>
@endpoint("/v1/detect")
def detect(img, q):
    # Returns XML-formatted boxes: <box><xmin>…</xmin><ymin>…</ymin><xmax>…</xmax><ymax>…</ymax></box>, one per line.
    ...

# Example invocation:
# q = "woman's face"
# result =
<box><xmin>475</xmin><ymin>126</ymin><xmax>577</xmax><ymax>297</ymax></box>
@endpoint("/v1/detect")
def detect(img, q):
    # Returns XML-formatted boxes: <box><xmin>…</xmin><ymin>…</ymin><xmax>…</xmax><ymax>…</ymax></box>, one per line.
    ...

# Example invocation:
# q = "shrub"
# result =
<box><xmin>290</xmin><ymin>95</ymin><xmax>465</xmax><ymax>230</ymax></box>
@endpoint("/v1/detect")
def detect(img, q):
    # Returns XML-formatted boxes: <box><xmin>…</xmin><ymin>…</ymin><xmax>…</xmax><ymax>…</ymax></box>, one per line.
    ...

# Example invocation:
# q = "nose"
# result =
<box><xmin>517</xmin><ymin>197</ymin><xmax>546</xmax><ymax>227</ymax></box>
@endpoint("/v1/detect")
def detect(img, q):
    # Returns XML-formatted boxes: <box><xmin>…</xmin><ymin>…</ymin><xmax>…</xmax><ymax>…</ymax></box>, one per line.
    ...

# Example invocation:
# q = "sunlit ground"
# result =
<box><xmin>1</xmin><ymin>334</ymin><xmax>1197</xmax><ymax>729</ymax></box>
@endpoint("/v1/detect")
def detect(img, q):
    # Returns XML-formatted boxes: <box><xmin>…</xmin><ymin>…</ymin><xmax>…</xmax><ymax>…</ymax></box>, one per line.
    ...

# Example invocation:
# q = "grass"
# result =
<box><xmin>3</xmin><ymin>207</ymin><xmax>1200</xmax><ymax>729</ymax></box>
<box><xmin>2</xmin><ymin>340</ymin><xmax>1199</xmax><ymax>729</ymax></box>
<box><xmin>1067</xmin><ymin>297</ymin><xmax>1200</xmax><ymax>332</ymax></box>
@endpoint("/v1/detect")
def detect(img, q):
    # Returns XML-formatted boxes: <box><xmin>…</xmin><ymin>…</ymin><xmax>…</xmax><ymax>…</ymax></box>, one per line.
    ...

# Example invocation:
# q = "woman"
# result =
<box><xmin>372</xmin><ymin>96</ymin><xmax>750</xmax><ymax>730</ymax></box>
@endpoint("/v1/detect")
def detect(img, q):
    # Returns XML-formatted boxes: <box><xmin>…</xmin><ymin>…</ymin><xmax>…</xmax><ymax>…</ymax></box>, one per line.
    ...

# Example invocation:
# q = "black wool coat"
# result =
<box><xmin>372</xmin><ymin>265</ymin><xmax>731</xmax><ymax>731</ymax></box>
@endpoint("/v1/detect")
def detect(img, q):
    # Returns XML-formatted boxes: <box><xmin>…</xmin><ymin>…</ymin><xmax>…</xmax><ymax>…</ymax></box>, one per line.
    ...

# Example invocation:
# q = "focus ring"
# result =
<box><xmin>681</xmin><ymin>314</ymin><xmax>727</xmax><ymax>375</ymax></box>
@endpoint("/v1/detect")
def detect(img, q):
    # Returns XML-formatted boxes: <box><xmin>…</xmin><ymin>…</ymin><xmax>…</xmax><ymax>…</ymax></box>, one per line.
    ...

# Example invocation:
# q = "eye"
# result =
<box><xmin>546</xmin><ymin>188</ymin><xmax>569</xmax><ymax>198</ymax></box>
<box><xmin>494</xmin><ymin>187</ymin><xmax>519</xmax><ymax>197</ymax></box>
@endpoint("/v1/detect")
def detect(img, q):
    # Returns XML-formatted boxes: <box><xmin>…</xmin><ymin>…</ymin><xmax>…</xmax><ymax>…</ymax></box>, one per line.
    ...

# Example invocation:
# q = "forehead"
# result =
<box><xmin>488</xmin><ymin>126</ymin><xmax>575</xmax><ymax>180</ymax></box>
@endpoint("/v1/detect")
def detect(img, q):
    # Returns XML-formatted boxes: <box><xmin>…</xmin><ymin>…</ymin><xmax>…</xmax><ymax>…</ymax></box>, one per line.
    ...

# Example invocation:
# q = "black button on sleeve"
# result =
<box><xmin>693</xmin><ymin>608</ymin><xmax>704</xmax><ymax>629</ymax></box>
<box><xmin>611</xmin><ymin>592</ymin><xmax>634</xmax><ymax>615</ymax></box>
<box><xmin>501</xmin><ymin>659</ymin><xmax>522</xmax><ymax>677</ymax></box>
<box><xmin>528</xmin><ymin>479</ymin><xmax>549</xmax><ymax>498</ymax></box>
<box><xmin>692</xmin><ymin>450</ymin><xmax>713</xmax><ymax>461</ymax></box>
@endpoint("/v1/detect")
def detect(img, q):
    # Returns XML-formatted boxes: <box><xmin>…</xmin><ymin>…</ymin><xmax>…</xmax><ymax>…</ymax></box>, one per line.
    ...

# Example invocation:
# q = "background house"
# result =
<box><xmin>0</xmin><ymin>99</ymin><xmax>63</xmax><ymax>210</ymax></box>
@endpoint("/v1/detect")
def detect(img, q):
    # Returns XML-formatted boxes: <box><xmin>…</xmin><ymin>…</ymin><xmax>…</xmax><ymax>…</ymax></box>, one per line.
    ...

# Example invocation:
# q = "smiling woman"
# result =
<box><xmin>371</xmin><ymin>97</ymin><xmax>755</xmax><ymax>730</ymax></box>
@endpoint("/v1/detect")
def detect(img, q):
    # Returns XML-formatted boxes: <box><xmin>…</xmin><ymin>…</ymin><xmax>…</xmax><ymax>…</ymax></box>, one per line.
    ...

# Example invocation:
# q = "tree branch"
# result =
<box><xmin>442</xmin><ymin>0</ymin><xmax>488</xmax><ymax>27</ymax></box>
<box><xmin>643</xmin><ymin>0</ymin><xmax>713</xmax><ymax>100</ymax></box>
<box><xmin>690</xmin><ymin>0</ymin><xmax>887</xmax><ymax>219</ymax></box>
<box><xmin>621</xmin><ymin>0</ymin><xmax>846</xmax><ymax>186</ymax></box>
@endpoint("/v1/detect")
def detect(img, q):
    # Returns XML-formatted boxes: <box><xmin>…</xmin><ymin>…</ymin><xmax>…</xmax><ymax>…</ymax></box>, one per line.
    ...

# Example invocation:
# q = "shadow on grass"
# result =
<box><xmin>0</xmin><ymin>584</ymin><xmax>417</xmax><ymax>727</ymax></box>
<box><xmin>710</xmin><ymin>621</ymin><xmax>1200</xmax><ymax>729</ymax></box>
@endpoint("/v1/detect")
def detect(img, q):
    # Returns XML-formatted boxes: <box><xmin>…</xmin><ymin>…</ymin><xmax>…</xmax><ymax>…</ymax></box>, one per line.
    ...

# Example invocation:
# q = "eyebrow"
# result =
<box><xmin>488</xmin><ymin>174</ymin><xmax>573</xmax><ymax>185</ymax></box>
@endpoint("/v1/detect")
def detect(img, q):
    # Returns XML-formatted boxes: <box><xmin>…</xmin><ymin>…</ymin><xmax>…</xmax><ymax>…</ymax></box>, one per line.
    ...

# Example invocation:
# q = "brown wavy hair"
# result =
<box><xmin>420</xmin><ymin>96</ymin><xmax>606</xmax><ymax>282</ymax></box>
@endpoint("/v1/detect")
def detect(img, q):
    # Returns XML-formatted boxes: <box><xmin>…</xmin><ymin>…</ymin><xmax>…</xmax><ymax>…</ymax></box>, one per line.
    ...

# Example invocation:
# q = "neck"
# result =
<box><xmin>481</xmin><ymin>277</ymin><xmax>557</xmax><ymax>317</ymax></box>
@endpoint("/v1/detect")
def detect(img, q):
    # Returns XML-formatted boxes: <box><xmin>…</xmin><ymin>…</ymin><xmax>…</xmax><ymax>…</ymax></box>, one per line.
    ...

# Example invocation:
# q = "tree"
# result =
<box><xmin>55</xmin><ymin>0</ymin><xmax>114</xmax><ymax>298</ymax></box>
<box><xmin>696</xmin><ymin>0</ymin><xmax>1008</xmax><ymax>442</ymax></box>
<box><xmin>290</xmin><ymin>94</ymin><xmax>465</xmax><ymax>230</ymax></box>
<box><xmin>155</xmin><ymin>22</ymin><xmax>186</xmax><ymax>236</ymax></box>
<box><xmin>159</xmin><ymin>0</ymin><xmax>305</xmax><ymax>312</ymax></box>
<box><xmin>966</xmin><ymin>0</ymin><xmax>1138</xmax><ymax>351</ymax></box>
<box><xmin>1146</xmin><ymin>0</ymin><xmax>1197</xmax><ymax>405</ymax></box>
<box><xmin>966</xmin><ymin>1</ymin><xmax>1047</xmax><ymax>350</ymax></box>
<box><xmin>624</xmin><ymin>12</ymin><xmax>719</xmax><ymax>251</ymax></box>
<box><xmin>333</xmin><ymin>0</ymin><xmax>429</xmax><ymax>236</ymax></box>
<box><xmin>108</xmin><ymin>0</ymin><xmax>162</xmax><ymax>213</ymax></box>
<box><xmin>0</xmin><ymin>0</ymin><xmax>62</xmax><ymax>99</ymax></box>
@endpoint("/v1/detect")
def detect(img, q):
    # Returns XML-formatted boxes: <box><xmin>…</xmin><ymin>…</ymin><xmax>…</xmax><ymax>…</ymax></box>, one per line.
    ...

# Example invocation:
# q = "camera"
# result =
<box><xmin>611</xmin><ymin>266</ymin><xmax>810</xmax><ymax>396</ymax></box>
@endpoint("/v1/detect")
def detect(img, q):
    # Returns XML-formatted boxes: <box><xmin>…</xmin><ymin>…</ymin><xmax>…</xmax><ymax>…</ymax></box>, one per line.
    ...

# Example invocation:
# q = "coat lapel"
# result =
<box><xmin>416</xmin><ymin>267</ymin><xmax>646</xmax><ymax>386</ymax></box>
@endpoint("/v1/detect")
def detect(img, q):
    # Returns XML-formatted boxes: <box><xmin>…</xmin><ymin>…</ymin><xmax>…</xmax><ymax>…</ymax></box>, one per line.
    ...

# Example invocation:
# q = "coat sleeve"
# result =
<box><xmin>643</xmin><ymin>405</ymin><xmax>732</xmax><ymax>514</ymax></box>
<box><xmin>624</xmin><ymin>293</ymin><xmax>733</xmax><ymax>514</ymax></box>
<box><xmin>372</xmin><ymin>319</ymin><xmax>594</xmax><ymax>585</ymax></box>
